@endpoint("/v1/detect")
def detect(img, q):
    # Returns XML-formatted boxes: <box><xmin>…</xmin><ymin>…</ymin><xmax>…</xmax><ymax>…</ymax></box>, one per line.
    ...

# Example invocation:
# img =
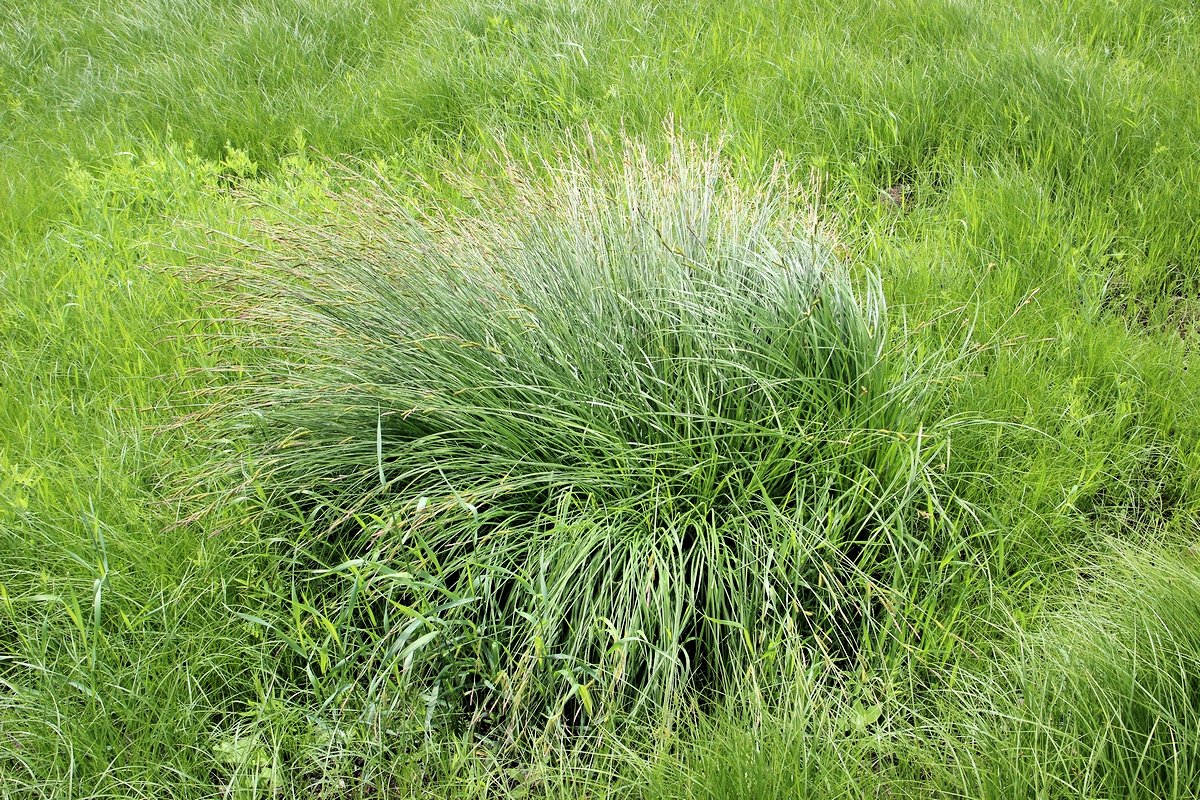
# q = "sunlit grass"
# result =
<box><xmin>1</xmin><ymin>0</ymin><xmax>1199</xmax><ymax>796</ymax></box>
<box><xmin>192</xmin><ymin>144</ymin><xmax>995</xmax><ymax>739</ymax></box>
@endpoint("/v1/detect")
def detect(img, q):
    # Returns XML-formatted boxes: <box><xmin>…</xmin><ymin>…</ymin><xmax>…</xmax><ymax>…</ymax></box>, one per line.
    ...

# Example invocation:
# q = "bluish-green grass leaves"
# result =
<box><xmin>201</xmin><ymin>144</ymin><xmax>983</xmax><ymax>739</ymax></box>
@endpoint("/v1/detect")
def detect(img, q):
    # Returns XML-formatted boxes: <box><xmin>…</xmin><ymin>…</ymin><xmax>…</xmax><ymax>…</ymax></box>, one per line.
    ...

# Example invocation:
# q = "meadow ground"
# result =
<box><xmin>2</xmin><ymin>1</ymin><xmax>1200</xmax><ymax>797</ymax></box>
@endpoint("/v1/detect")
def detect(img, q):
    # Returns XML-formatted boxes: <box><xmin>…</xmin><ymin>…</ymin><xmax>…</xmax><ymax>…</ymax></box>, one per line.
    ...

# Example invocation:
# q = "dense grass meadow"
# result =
<box><xmin>3</xmin><ymin>0</ymin><xmax>1200</xmax><ymax>796</ymax></box>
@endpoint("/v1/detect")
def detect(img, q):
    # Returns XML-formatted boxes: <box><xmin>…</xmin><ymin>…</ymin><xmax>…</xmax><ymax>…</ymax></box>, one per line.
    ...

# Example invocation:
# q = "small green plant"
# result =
<box><xmin>198</xmin><ymin>143</ymin><xmax>984</xmax><ymax>738</ymax></box>
<box><xmin>214</xmin><ymin>733</ymin><xmax>280</xmax><ymax>799</ymax></box>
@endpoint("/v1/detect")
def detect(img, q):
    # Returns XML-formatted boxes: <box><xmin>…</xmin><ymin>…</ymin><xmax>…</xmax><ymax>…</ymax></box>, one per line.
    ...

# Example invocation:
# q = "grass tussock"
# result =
<box><xmin>196</xmin><ymin>143</ymin><xmax>986</xmax><ymax>737</ymax></box>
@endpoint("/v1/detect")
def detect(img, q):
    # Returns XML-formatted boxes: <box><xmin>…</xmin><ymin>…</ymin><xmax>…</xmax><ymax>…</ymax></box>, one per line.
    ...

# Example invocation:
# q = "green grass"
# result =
<box><xmin>2</xmin><ymin>0</ymin><xmax>1199</xmax><ymax>796</ymax></box>
<box><xmin>193</xmin><ymin>144</ymin><xmax>996</xmax><ymax>739</ymax></box>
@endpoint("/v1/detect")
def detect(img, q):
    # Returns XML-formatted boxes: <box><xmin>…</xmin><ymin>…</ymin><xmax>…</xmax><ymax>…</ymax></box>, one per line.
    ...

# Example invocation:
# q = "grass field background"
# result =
<box><xmin>2</xmin><ymin>0</ymin><xmax>1200</xmax><ymax>796</ymax></box>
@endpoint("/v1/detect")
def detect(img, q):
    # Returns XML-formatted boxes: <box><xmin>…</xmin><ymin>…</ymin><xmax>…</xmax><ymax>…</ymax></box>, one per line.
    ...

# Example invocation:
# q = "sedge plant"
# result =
<box><xmin>194</xmin><ymin>142</ymin><xmax>986</xmax><ymax>740</ymax></box>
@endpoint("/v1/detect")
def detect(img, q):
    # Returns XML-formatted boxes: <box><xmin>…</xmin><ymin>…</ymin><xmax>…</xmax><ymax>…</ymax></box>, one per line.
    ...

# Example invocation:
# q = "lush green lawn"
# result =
<box><xmin>2</xmin><ymin>0</ymin><xmax>1199</xmax><ymax>796</ymax></box>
